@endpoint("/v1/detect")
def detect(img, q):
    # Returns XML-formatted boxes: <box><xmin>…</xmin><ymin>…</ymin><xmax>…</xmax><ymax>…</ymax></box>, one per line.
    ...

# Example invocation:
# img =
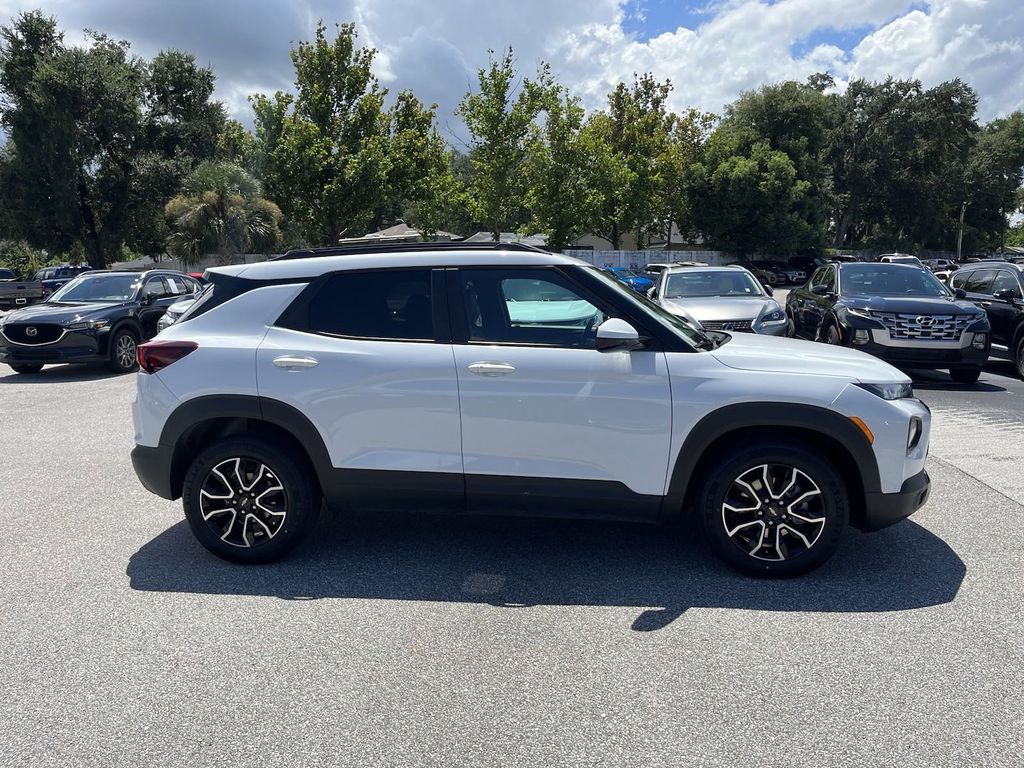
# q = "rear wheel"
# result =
<box><xmin>699</xmin><ymin>442</ymin><xmax>849</xmax><ymax>577</ymax></box>
<box><xmin>1015</xmin><ymin>336</ymin><xmax>1024</xmax><ymax>380</ymax></box>
<box><xmin>182</xmin><ymin>436</ymin><xmax>319</xmax><ymax>564</ymax></box>
<box><xmin>9</xmin><ymin>363</ymin><xmax>43</xmax><ymax>374</ymax></box>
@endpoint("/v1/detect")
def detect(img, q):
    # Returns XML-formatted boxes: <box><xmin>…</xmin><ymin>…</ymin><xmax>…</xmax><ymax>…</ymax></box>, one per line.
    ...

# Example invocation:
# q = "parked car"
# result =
<box><xmin>33</xmin><ymin>265</ymin><xmax>92</xmax><ymax>298</ymax></box>
<box><xmin>949</xmin><ymin>262</ymin><xmax>1024</xmax><ymax>378</ymax></box>
<box><xmin>156</xmin><ymin>297</ymin><xmax>198</xmax><ymax>334</ymax></box>
<box><xmin>601</xmin><ymin>266</ymin><xmax>654</xmax><ymax>294</ymax></box>
<box><xmin>786</xmin><ymin>262</ymin><xmax>990</xmax><ymax>383</ymax></box>
<box><xmin>0</xmin><ymin>277</ymin><xmax>44</xmax><ymax>311</ymax></box>
<box><xmin>747</xmin><ymin>261</ymin><xmax>787</xmax><ymax>285</ymax></box>
<box><xmin>759</xmin><ymin>260</ymin><xmax>806</xmax><ymax>284</ymax></box>
<box><xmin>727</xmin><ymin>262</ymin><xmax>776</xmax><ymax>288</ymax></box>
<box><xmin>130</xmin><ymin>242</ymin><xmax>931</xmax><ymax>577</ymax></box>
<box><xmin>921</xmin><ymin>258</ymin><xmax>955</xmax><ymax>272</ymax></box>
<box><xmin>650</xmin><ymin>265</ymin><xmax>788</xmax><ymax>335</ymax></box>
<box><xmin>878</xmin><ymin>253</ymin><xmax>924</xmax><ymax>266</ymax></box>
<box><xmin>0</xmin><ymin>270</ymin><xmax>203</xmax><ymax>374</ymax></box>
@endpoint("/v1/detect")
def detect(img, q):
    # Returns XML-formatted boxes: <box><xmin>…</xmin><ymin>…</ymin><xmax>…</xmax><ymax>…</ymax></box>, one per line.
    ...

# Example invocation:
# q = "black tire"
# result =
<box><xmin>106</xmin><ymin>328</ymin><xmax>139</xmax><ymax>373</ymax></box>
<box><xmin>182</xmin><ymin>436</ymin><xmax>319</xmax><ymax>564</ymax></box>
<box><xmin>698</xmin><ymin>442</ymin><xmax>849</xmax><ymax>578</ymax></box>
<box><xmin>823</xmin><ymin>323</ymin><xmax>842</xmax><ymax>345</ymax></box>
<box><xmin>1015</xmin><ymin>336</ymin><xmax>1024</xmax><ymax>380</ymax></box>
<box><xmin>949</xmin><ymin>367</ymin><xmax>982</xmax><ymax>384</ymax></box>
<box><xmin>9</xmin><ymin>363</ymin><xmax>43</xmax><ymax>374</ymax></box>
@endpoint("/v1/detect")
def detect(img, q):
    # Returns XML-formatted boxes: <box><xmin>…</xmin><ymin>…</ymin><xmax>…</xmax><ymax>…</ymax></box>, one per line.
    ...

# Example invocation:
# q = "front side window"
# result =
<box><xmin>305</xmin><ymin>269</ymin><xmax>434</xmax><ymax>341</ymax></box>
<box><xmin>819</xmin><ymin>267</ymin><xmax>837</xmax><ymax>291</ymax></box>
<box><xmin>950</xmin><ymin>271</ymin><xmax>973</xmax><ymax>290</ymax></box>
<box><xmin>459</xmin><ymin>269</ymin><xmax>608</xmax><ymax>348</ymax></box>
<box><xmin>663</xmin><ymin>270</ymin><xmax>764</xmax><ymax>298</ymax></box>
<box><xmin>992</xmin><ymin>271</ymin><xmax>1022</xmax><ymax>298</ymax></box>
<box><xmin>964</xmin><ymin>270</ymin><xmax>995</xmax><ymax>295</ymax></box>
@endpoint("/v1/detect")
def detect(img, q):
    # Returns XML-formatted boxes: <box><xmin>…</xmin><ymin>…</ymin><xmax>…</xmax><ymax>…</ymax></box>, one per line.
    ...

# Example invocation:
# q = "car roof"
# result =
<box><xmin>952</xmin><ymin>261</ymin><xmax>1020</xmax><ymax>272</ymax></box>
<box><xmin>663</xmin><ymin>265</ymin><xmax>752</xmax><ymax>274</ymax></box>
<box><xmin>213</xmin><ymin>249</ymin><xmax>584</xmax><ymax>280</ymax></box>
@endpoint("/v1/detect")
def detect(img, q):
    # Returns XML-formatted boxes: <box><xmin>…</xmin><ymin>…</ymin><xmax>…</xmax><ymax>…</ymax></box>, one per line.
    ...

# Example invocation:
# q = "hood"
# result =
<box><xmin>661</xmin><ymin>295</ymin><xmax>777</xmax><ymax>322</ymax></box>
<box><xmin>840</xmin><ymin>294</ymin><xmax>983</xmax><ymax>316</ymax></box>
<box><xmin>0</xmin><ymin>301</ymin><xmax>127</xmax><ymax>325</ymax></box>
<box><xmin>710</xmin><ymin>332</ymin><xmax>908</xmax><ymax>383</ymax></box>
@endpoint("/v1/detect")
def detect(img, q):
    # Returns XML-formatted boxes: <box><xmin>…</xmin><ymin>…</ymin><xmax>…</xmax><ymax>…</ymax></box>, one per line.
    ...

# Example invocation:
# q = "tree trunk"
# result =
<box><xmin>611</xmin><ymin>221</ymin><xmax>620</xmax><ymax>250</ymax></box>
<box><xmin>833</xmin><ymin>207</ymin><xmax>853</xmax><ymax>248</ymax></box>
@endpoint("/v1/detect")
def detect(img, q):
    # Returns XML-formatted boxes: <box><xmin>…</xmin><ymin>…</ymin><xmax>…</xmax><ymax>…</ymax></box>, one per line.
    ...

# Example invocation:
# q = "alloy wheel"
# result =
<box><xmin>721</xmin><ymin>463</ymin><xmax>826</xmax><ymax>561</ymax></box>
<box><xmin>116</xmin><ymin>334</ymin><xmax>137</xmax><ymax>369</ymax></box>
<box><xmin>199</xmin><ymin>457</ymin><xmax>288</xmax><ymax>548</ymax></box>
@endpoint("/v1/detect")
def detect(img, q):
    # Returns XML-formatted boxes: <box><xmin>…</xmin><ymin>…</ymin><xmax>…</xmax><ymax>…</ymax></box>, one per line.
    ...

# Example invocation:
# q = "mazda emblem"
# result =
<box><xmin>915</xmin><ymin>316</ymin><xmax>934</xmax><ymax>327</ymax></box>
<box><xmin>25</xmin><ymin>326</ymin><xmax>37</xmax><ymax>337</ymax></box>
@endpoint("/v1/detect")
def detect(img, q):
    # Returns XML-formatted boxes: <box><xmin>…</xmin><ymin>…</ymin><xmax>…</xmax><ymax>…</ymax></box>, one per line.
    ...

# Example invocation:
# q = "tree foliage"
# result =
<box><xmin>0</xmin><ymin>11</ymin><xmax>224</xmax><ymax>267</ymax></box>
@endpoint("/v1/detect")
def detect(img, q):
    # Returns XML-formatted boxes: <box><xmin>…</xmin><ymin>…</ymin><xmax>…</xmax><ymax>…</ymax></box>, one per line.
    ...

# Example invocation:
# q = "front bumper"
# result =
<box><xmin>852</xmin><ymin>336</ymin><xmax>988</xmax><ymax>369</ymax></box>
<box><xmin>861</xmin><ymin>469</ymin><xmax>930</xmax><ymax>531</ymax></box>
<box><xmin>0</xmin><ymin>329</ymin><xmax>109</xmax><ymax>365</ymax></box>
<box><xmin>131</xmin><ymin>444</ymin><xmax>177</xmax><ymax>500</ymax></box>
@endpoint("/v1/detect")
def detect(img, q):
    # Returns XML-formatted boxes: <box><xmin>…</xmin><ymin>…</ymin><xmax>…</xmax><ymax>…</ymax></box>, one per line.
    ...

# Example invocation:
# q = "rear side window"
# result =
<box><xmin>992</xmin><ymin>271</ymin><xmax>1022</xmax><ymax>298</ymax></box>
<box><xmin>303</xmin><ymin>270</ymin><xmax>435</xmax><ymax>341</ymax></box>
<box><xmin>964</xmin><ymin>270</ymin><xmax>995</xmax><ymax>294</ymax></box>
<box><xmin>950</xmin><ymin>271</ymin><xmax>972</xmax><ymax>290</ymax></box>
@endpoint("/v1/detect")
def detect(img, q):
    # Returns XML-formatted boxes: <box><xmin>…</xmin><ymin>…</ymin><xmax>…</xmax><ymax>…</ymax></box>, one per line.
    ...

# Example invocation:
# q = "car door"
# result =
<box><xmin>257</xmin><ymin>268</ymin><xmax>464</xmax><ymax>512</ymax></box>
<box><xmin>788</xmin><ymin>270</ymin><xmax>819</xmax><ymax>338</ymax></box>
<box><xmin>806</xmin><ymin>265</ymin><xmax>837</xmax><ymax>339</ymax></box>
<box><xmin>986</xmin><ymin>270</ymin><xmax>1022</xmax><ymax>346</ymax></box>
<box><xmin>449</xmin><ymin>266</ymin><xmax>672</xmax><ymax>520</ymax></box>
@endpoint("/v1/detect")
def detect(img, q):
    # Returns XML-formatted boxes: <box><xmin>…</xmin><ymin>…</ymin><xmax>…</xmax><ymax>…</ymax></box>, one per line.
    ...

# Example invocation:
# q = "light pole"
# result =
<box><xmin>956</xmin><ymin>200</ymin><xmax>968</xmax><ymax>262</ymax></box>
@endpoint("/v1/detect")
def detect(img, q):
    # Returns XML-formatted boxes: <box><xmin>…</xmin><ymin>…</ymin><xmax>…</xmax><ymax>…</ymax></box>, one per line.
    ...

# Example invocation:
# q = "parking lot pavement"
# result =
<box><xmin>1</xmin><ymin>365</ymin><xmax>1022</xmax><ymax>767</ymax></box>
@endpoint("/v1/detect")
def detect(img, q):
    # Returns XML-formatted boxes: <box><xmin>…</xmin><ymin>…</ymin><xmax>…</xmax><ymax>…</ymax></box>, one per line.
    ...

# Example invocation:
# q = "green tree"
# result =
<box><xmin>164</xmin><ymin>161</ymin><xmax>283</xmax><ymax>265</ymax></box>
<box><xmin>657</xmin><ymin>108</ymin><xmax>715</xmax><ymax>246</ymax></box>
<box><xmin>0</xmin><ymin>239</ymin><xmax>47</xmax><ymax>277</ymax></box>
<box><xmin>457</xmin><ymin>48</ymin><xmax>552</xmax><ymax>241</ymax></box>
<box><xmin>0</xmin><ymin>11</ymin><xmax>225</xmax><ymax>267</ymax></box>
<box><xmin>252</xmin><ymin>22</ymin><xmax>394</xmax><ymax>245</ymax></box>
<box><xmin>959</xmin><ymin>112</ymin><xmax>1024</xmax><ymax>251</ymax></box>
<box><xmin>523</xmin><ymin>87</ymin><xmax>604</xmax><ymax>251</ymax></box>
<box><xmin>216</xmin><ymin>118</ymin><xmax>260</xmax><ymax>174</ymax></box>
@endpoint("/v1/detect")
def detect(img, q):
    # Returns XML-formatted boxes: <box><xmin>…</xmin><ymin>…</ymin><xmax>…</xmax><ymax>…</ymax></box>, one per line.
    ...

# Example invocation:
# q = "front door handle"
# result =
<box><xmin>468</xmin><ymin>361</ymin><xmax>516</xmax><ymax>376</ymax></box>
<box><xmin>980</xmin><ymin>301</ymin><xmax>991</xmax><ymax>307</ymax></box>
<box><xmin>273</xmin><ymin>355</ymin><xmax>319</xmax><ymax>369</ymax></box>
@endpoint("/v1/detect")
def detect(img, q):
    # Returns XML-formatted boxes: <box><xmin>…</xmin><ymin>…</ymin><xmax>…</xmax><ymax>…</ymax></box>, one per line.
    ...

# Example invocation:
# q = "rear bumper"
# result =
<box><xmin>131</xmin><ymin>444</ymin><xmax>177</xmax><ymax>500</ymax></box>
<box><xmin>860</xmin><ymin>469</ymin><xmax>930</xmax><ymax>531</ymax></box>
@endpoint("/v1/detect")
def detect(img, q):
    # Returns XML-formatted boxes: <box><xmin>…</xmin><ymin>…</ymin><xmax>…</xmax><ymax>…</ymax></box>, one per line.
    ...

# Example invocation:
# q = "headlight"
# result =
<box><xmin>855</xmin><ymin>381</ymin><xmax>914</xmax><ymax>400</ymax></box>
<box><xmin>64</xmin><ymin>319</ymin><xmax>109</xmax><ymax>331</ymax></box>
<box><xmin>759</xmin><ymin>307</ymin><xmax>785</xmax><ymax>323</ymax></box>
<box><xmin>844</xmin><ymin>307</ymin><xmax>873</xmax><ymax>320</ymax></box>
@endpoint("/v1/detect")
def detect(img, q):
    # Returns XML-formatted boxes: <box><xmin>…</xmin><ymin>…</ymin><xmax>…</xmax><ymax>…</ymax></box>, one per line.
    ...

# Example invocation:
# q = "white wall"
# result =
<box><xmin>564</xmin><ymin>249</ymin><xmax>732</xmax><ymax>268</ymax></box>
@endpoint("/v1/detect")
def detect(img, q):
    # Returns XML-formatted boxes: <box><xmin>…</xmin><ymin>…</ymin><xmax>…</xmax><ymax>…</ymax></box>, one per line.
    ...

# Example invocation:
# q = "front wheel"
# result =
<box><xmin>949</xmin><ymin>367</ymin><xmax>982</xmax><ymax>384</ymax></box>
<box><xmin>698</xmin><ymin>442</ymin><xmax>849</xmax><ymax>577</ymax></box>
<box><xmin>823</xmin><ymin>324</ymin><xmax>842</xmax><ymax>345</ymax></box>
<box><xmin>106</xmin><ymin>328</ymin><xmax>138</xmax><ymax>373</ymax></box>
<box><xmin>182</xmin><ymin>437</ymin><xmax>319</xmax><ymax>563</ymax></box>
<box><xmin>9</xmin><ymin>363</ymin><xmax>43</xmax><ymax>374</ymax></box>
<box><xmin>1015</xmin><ymin>336</ymin><xmax>1024</xmax><ymax>380</ymax></box>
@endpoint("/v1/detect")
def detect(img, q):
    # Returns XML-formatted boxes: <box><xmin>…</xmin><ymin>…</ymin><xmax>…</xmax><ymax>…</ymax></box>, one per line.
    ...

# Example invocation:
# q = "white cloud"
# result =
<box><xmin>1</xmin><ymin>0</ymin><xmax>1022</xmax><ymax>135</ymax></box>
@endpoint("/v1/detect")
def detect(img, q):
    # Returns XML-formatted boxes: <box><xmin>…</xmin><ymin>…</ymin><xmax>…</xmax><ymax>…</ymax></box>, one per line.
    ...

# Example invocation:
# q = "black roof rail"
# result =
<box><xmin>271</xmin><ymin>241</ymin><xmax>551</xmax><ymax>261</ymax></box>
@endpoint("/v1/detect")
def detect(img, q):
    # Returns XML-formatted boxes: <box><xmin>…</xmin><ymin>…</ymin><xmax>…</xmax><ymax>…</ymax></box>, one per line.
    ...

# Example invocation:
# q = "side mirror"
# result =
<box><xmin>647</xmin><ymin>287</ymin><xmax>657</xmax><ymax>299</ymax></box>
<box><xmin>953</xmin><ymin>288</ymin><xmax>967</xmax><ymax>299</ymax></box>
<box><xmin>596</xmin><ymin>318</ymin><xmax>645</xmax><ymax>352</ymax></box>
<box><xmin>994</xmin><ymin>288</ymin><xmax>1021</xmax><ymax>302</ymax></box>
<box><xmin>141</xmin><ymin>292</ymin><xmax>157</xmax><ymax>306</ymax></box>
<box><xmin>763</xmin><ymin>282</ymin><xmax>774</xmax><ymax>295</ymax></box>
<box><xmin>811</xmin><ymin>284</ymin><xmax>831</xmax><ymax>296</ymax></box>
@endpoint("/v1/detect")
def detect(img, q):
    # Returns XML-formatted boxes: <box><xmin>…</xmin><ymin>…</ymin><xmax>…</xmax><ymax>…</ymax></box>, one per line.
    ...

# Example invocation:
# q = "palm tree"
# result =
<box><xmin>165</xmin><ymin>162</ymin><xmax>284</xmax><ymax>267</ymax></box>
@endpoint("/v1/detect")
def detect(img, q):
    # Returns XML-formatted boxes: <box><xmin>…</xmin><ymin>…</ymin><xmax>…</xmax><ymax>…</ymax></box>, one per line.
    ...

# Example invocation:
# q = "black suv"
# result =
<box><xmin>0</xmin><ymin>270</ymin><xmax>202</xmax><ymax>374</ymax></box>
<box><xmin>786</xmin><ymin>262</ymin><xmax>990</xmax><ymax>383</ymax></box>
<box><xmin>950</xmin><ymin>262</ymin><xmax>1024</xmax><ymax>378</ymax></box>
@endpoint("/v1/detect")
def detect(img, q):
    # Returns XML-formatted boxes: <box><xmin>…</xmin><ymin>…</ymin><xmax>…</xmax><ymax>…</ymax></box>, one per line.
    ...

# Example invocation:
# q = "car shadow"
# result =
<box><xmin>0</xmin><ymin>364</ymin><xmax>126</xmax><ymax>384</ymax></box>
<box><xmin>907</xmin><ymin>369</ymin><xmax>1007</xmax><ymax>393</ymax></box>
<box><xmin>127</xmin><ymin>513</ymin><xmax>966</xmax><ymax>632</ymax></box>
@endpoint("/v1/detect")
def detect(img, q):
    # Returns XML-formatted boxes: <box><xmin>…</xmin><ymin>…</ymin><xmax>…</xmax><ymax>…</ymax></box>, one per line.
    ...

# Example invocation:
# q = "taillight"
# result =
<box><xmin>137</xmin><ymin>340</ymin><xmax>198</xmax><ymax>374</ymax></box>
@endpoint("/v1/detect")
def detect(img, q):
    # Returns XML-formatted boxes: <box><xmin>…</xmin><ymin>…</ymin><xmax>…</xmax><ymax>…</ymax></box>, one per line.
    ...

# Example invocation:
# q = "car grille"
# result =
<box><xmin>869</xmin><ymin>312</ymin><xmax>970</xmax><ymax>341</ymax></box>
<box><xmin>2</xmin><ymin>323</ymin><xmax>64</xmax><ymax>345</ymax></box>
<box><xmin>702</xmin><ymin>320</ymin><xmax>753</xmax><ymax>332</ymax></box>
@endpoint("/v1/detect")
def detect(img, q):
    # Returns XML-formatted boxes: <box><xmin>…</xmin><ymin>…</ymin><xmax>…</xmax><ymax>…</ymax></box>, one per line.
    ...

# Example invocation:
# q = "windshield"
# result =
<box><xmin>48</xmin><ymin>273</ymin><xmax>141</xmax><ymax>303</ymax></box>
<box><xmin>611</xmin><ymin>268</ymin><xmax>639</xmax><ymax>278</ymax></box>
<box><xmin>840</xmin><ymin>265</ymin><xmax>951</xmax><ymax>297</ymax></box>
<box><xmin>664</xmin><ymin>270</ymin><xmax>764</xmax><ymax>298</ymax></box>
<box><xmin>587</xmin><ymin>266</ymin><xmax>714</xmax><ymax>348</ymax></box>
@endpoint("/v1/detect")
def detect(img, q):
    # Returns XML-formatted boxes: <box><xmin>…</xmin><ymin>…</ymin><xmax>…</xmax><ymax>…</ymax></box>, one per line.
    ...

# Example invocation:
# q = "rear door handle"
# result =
<box><xmin>468</xmin><ymin>361</ymin><xmax>516</xmax><ymax>376</ymax></box>
<box><xmin>980</xmin><ymin>301</ymin><xmax>991</xmax><ymax>307</ymax></box>
<box><xmin>273</xmin><ymin>355</ymin><xmax>319</xmax><ymax>369</ymax></box>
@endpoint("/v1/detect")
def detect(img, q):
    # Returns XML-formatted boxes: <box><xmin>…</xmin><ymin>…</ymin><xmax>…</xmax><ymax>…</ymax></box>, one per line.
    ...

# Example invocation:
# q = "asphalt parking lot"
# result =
<box><xmin>1</xmin><ymin>361</ymin><xmax>1023</xmax><ymax>767</ymax></box>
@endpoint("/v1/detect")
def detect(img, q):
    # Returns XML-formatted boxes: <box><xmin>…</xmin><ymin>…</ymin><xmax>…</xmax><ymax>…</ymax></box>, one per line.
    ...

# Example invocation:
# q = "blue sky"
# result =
<box><xmin>1</xmin><ymin>0</ymin><xmax>1022</xmax><ymax>133</ymax></box>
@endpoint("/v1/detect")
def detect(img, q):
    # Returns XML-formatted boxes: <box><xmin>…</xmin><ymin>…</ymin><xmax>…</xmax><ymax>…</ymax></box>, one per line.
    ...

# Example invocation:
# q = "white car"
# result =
<box><xmin>650</xmin><ymin>265</ymin><xmax>789</xmax><ymax>335</ymax></box>
<box><xmin>131</xmin><ymin>244</ymin><xmax>931</xmax><ymax>577</ymax></box>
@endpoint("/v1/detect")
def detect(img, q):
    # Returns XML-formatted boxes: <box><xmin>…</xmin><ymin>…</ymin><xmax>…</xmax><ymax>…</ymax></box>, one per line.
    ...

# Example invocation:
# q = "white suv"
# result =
<box><xmin>131</xmin><ymin>244</ymin><xmax>931</xmax><ymax>577</ymax></box>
